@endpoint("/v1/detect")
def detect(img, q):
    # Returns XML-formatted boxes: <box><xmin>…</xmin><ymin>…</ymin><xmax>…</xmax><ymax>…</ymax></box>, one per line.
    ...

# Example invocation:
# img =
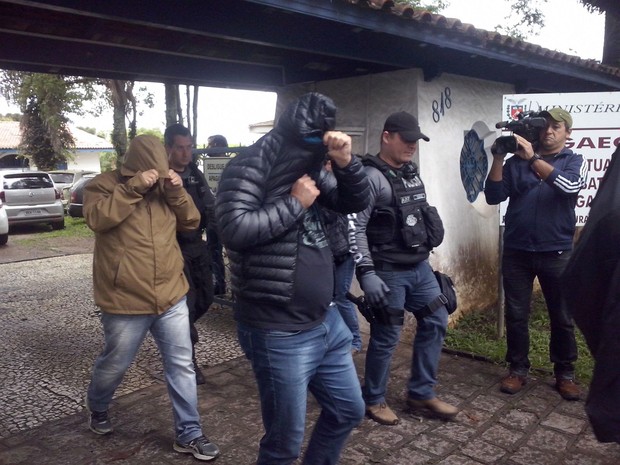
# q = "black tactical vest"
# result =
<box><xmin>363</xmin><ymin>155</ymin><xmax>429</xmax><ymax>250</ymax></box>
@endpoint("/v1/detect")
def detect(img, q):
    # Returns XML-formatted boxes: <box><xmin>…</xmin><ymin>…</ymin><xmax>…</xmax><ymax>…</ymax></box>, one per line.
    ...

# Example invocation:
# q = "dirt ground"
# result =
<box><xmin>0</xmin><ymin>225</ymin><xmax>94</xmax><ymax>264</ymax></box>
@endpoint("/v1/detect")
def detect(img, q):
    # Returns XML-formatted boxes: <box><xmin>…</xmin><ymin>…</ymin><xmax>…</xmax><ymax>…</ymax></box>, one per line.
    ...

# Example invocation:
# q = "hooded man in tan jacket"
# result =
<box><xmin>84</xmin><ymin>135</ymin><xmax>220</xmax><ymax>462</ymax></box>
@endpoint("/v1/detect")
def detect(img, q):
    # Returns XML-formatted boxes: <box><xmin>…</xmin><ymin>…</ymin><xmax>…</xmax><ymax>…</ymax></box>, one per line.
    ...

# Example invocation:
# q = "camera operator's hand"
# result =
<box><xmin>360</xmin><ymin>271</ymin><xmax>390</xmax><ymax>309</ymax></box>
<box><xmin>513</xmin><ymin>134</ymin><xmax>535</xmax><ymax>161</ymax></box>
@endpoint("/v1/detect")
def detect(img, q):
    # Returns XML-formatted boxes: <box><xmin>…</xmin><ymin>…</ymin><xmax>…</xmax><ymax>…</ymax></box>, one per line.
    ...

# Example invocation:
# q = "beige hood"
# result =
<box><xmin>119</xmin><ymin>134</ymin><xmax>170</xmax><ymax>179</ymax></box>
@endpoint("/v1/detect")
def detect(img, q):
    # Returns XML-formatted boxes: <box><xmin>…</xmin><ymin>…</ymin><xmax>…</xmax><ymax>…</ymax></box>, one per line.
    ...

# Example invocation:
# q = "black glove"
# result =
<box><xmin>346</xmin><ymin>292</ymin><xmax>375</xmax><ymax>324</ymax></box>
<box><xmin>359</xmin><ymin>271</ymin><xmax>390</xmax><ymax>308</ymax></box>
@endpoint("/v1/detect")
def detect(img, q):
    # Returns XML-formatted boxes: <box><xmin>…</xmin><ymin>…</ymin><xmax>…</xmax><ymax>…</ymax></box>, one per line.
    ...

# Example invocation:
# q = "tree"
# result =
<box><xmin>164</xmin><ymin>82</ymin><xmax>200</xmax><ymax>145</ymax></box>
<box><xmin>105</xmin><ymin>79</ymin><xmax>132</xmax><ymax>165</ymax></box>
<box><xmin>397</xmin><ymin>0</ymin><xmax>449</xmax><ymax>13</ymax></box>
<box><xmin>479</xmin><ymin>0</ymin><xmax>619</xmax><ymax>67</ymax></box>
<box><xmin>165</xmin><ymin>82</ymin><xmax>180</xmax><ymax>127</ymax></box>
<box><xmin>495</xmin><ymin>0</ymin><xmax>547</xmax><ymax>41</ymax></box>
<box><xmin>0</xmin><ymin>71</ymin><xmax>97</xmax><ymax>170</ymax></box>
<box><xmin>99</xmin><ymin>80</ymin><xmax>156</xmax><ymax>167</ymax></box>
<box><xmin>20</xmin><ymin>99</ymin><xmax>71</xmax><ymax>170</ymax></box>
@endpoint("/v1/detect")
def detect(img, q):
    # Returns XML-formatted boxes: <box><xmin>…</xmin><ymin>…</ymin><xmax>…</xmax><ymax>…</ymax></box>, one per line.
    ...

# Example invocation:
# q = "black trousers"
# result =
<box><xmin>502</xmin><ymin>248</ymin><xmax>577</xmax><ymax>377</ymax></box>
<box><xmin>181</xmin><ymin>240</ymin><xmax>214</xmax><ymax>347</ymax></box>
<box><xmin>207</xmin><ymin>226</ymin><xmax>226</xmax><ymax>294</ymax></box>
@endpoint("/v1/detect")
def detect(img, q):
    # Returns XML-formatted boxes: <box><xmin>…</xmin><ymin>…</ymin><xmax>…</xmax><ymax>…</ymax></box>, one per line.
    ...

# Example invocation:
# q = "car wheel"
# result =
<box><xmin>51</xmin><ymin>219</ymin><xmax>65</xmax><ymax>230</ymax></box>
<box><xmin>0</xmin><ymin>233</ymin><xmax>7</xmax><ymax>245</ymax></box>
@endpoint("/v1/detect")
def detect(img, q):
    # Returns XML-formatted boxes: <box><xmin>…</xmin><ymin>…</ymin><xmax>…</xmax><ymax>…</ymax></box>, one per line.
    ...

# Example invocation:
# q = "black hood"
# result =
<box><xmin>275</xmin><ymin>92</ymin><xmax>336</xmax><ymax>146</ymax></box>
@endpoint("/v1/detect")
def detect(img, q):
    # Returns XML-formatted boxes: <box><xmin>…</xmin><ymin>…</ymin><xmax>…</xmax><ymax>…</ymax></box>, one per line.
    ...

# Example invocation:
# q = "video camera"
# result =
<box><xmin>492</xmin><ymin>111</ymin><xmax>548</xmax><ymax>155</ymax></box>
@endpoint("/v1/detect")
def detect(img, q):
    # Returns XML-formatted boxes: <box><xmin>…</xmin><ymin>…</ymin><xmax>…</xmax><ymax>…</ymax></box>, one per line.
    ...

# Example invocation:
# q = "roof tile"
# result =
<box><xmin>0</xmin><ymin>121</ymin><xmax>113</xmax><ymax>150</ymax></box>
<box><xmin>339</xmin><ymin>1</ymin><xmax>619</xmax><ymax>79</ymax></box>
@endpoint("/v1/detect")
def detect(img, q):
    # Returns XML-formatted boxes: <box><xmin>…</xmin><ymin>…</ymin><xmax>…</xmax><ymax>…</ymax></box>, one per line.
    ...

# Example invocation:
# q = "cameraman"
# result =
<box><xmin>484</xmin><ymin>108</ymin><xmax>588</xmax><ymax>400</ymax></box>
<box><xmin>353</xmin><ymin>112</ymin><xmax>458</xmax><ymax>425</ymax></box>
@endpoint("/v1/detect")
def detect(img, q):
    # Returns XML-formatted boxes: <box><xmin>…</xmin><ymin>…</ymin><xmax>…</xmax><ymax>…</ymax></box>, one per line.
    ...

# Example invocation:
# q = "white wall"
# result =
<box><xmin>64</xmin><ymin>150</ymin><xmax>104</xmax><ymax>172</ymax></box>
<box><xmin>413</xmin><ymin>73</ymin><xmax>509</xmax><ymax>306</ymax></box>
<box><xmin>28</xmin><ymin>150</ymin><xmax>107</xmax><ymax>172</ymax></box>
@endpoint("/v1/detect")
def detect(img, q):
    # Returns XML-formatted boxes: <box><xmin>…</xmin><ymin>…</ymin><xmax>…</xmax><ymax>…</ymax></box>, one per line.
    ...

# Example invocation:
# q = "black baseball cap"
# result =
<box><xmin>383</xmin><ymin>111</ymin><xmax>430</xmax><ymax>142</ymax></box>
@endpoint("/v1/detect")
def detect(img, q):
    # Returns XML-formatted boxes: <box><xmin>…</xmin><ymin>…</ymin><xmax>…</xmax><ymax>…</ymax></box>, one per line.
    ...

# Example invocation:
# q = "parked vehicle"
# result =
<box><xmin>0</xmin><ymin>197</ymin><xmax>8</xmax><ymax>245</ymax></box>
<box><xmin>48</xmin><ymin>170</ymin><xmax>98</xmax><ymax>209</ymax></box>
<box><xmin>0</xmin><ymin>170</ymin><xmax>65</xmax><ymax>230</ymax></box>
<box><xmin>67</xmin><ymin>173</ymin><xmax>98</xmax><ymax>218</ymax></box>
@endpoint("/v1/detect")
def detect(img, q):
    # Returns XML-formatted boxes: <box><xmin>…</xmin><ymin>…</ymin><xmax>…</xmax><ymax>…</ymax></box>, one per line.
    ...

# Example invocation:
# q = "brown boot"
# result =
<box><xmin>366</xmin><ymin>402</ymin><xmax>399</xmax><ymax>425</ymax></box>
<box><xmin>406</xmin><ymin>397</ymin><xmax>460</xmax><ymax>420</ymax></box>
<box><xmin>500</xmin><ymin>373</ymin><xmax>527</xmax><ymax>394</ymax></box>
<box><xmin>556</xmin><ymin>378</ymin><xmax>581</xmax><ymax>401</ymax></box>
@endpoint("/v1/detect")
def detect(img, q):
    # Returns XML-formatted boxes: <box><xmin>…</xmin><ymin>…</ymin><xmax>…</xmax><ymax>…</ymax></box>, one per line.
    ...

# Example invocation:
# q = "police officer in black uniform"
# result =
<box><xmin>165</xmin><ymin>124</ymin><xmax>215</xmax><ymax>385</ymax></box>
<box><xmin>353</xmin><ymin>112</ymin><xmax>459</xmax><ymax>425</ymax></box>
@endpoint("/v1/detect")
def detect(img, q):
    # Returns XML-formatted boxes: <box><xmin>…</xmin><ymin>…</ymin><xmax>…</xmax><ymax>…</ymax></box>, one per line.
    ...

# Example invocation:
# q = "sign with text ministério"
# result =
<box><xmin>499</xmin><ymin>92</ymin><xmax>620</xmax><ymax>226</ymax></box>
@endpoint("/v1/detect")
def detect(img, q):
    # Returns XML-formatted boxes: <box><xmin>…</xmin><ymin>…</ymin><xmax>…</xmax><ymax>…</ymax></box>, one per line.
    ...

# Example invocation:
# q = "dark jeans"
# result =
<box><xmin>365</xmin><ymin>260</ymin><xmax>448</xmax><ymax>403</ymax></box>
<box><xmin>502</xmin><ymin>248</ymin><xmax>577</xmax><ymax>378</ymax></box>
<box><xmin>237</xmin><ymin>306</ymin><xmax>364</xmax><ymax>465</ymax></box>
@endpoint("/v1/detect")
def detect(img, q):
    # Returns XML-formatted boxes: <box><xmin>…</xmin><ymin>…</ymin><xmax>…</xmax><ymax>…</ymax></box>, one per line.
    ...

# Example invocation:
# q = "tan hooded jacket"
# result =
<box><xmin>84</xmin><ymin>135</ymin><xmax>200</xmax><ymax>315</ymax></box>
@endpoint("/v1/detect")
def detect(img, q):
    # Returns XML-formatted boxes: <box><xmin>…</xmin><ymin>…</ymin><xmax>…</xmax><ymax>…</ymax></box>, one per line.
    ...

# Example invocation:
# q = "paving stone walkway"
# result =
<box><xmin>1</xmin><ymin>255</ymin><xmax>619</xmax><ymax>464</ymax></box>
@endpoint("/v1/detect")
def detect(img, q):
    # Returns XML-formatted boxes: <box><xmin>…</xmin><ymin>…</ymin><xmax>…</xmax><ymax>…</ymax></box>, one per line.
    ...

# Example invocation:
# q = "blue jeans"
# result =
<box><xmin>237</xmin><ymin>305</ymin><xmax>365</xmax><ymax>465</ymax></box>
<box><xmin>364</xmin><ymin>260</ymin><xmax>448</xmax><ymax>404</ymax></box>
<box><xmin>87</xmin><ymin>298</ymin><xmax>204</xmax><ymax>443</ymax></box>
<box><xmin>333</xmin><ymin>255</ymin><xmax>362</xmax><ymax>351</ymax></box>
<box><xmin>502</xmin><ymin>248</ymin><xmax>577</xmax><ymax>378</ymax></box>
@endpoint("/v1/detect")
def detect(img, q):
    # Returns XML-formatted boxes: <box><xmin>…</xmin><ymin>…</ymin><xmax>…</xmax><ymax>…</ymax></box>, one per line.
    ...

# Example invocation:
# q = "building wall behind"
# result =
<box><xmin>64</xmin><ymin>150</ymin><xmax>104</xmax><ymax>172</ymax></box>
<box><xmin>280</xmin><ymin>69</ymin><xmax>513</xmax><ymax>338</ymax></box>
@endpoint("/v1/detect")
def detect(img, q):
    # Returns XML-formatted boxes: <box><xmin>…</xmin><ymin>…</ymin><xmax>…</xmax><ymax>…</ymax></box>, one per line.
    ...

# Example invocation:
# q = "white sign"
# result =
<box><xmin>200</xmin><ymin>157</ymin><xmax>232</xmax><ymax>192</ymax></box>
<box><xmin>500</xmin><ymin>92</ymin><xmax>620</xmax><ymax>226</ymax></box>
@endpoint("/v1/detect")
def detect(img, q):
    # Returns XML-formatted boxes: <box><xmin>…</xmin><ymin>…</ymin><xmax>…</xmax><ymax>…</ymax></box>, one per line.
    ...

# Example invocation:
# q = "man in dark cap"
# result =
<box><xmin>353</xmin><ymin>111</ymin><xmax>459</xmax><ymax>425</ymax></box>
<box><xmin>485</xmin><ymin>107</ymin><xmax>587</xmax><ymax>400</ymax></box>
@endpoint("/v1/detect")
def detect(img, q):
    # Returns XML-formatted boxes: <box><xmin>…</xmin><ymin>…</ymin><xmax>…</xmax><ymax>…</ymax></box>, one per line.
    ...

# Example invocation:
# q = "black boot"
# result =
<box><xmin>193</xmin><ymin>357</ymin><xmax>206</xmax><ymax>385</ymax></box>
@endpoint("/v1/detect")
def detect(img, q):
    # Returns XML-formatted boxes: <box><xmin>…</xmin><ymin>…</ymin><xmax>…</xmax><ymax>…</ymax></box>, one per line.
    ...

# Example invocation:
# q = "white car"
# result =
<box><xmin>0</xmin><ymin>170</ymin><xmax>65</xmax><ymax>231</ymax></box>
<box><xmin>0</xmin><ymin>197</ymin><xmax>8</xmax><ymax>245</ymax></box>
<box><xmin>47</xmin><ymin>170</ymin><xmax>98</xmax><ymax>209</ymax></box>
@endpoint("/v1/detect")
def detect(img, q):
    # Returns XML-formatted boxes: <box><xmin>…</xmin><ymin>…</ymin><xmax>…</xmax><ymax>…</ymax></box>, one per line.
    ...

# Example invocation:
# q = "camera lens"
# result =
<box><xmin>494</xmin><ymin>135</ymin><xmax>518</xmax><ymax>154</ymax></box>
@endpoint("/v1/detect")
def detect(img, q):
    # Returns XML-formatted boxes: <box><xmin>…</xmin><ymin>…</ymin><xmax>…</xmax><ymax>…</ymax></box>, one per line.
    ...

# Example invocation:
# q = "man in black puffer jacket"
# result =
<box><xmin>216</xmin><ymin>92</ymin><xmax>369</xmax><ymax>465</ymax></box>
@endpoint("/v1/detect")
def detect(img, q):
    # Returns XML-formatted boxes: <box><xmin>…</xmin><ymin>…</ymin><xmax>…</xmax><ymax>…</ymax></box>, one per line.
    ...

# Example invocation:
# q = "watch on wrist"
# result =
<box><xmin>529</xmin><ymin>153</ymin><xmax>542</xmax><ymax>165</ymax></box>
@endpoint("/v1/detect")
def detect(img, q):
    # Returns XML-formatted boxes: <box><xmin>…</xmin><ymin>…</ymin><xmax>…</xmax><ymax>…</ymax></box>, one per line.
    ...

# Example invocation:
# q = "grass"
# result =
<box><xmin>444</xmin><ymin>288</ymin><xmax>594</xmax><ymax>384</ymax></box>
<box><xmin>13</xmin><ymin>216</ymin><xmax>94</xmax><ymax>243</ymax></box>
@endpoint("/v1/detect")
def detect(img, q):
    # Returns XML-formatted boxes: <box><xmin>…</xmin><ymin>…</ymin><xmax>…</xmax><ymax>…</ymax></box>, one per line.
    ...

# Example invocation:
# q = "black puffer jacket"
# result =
<box><xmin>215</xmin><ymin>92</ymin><xmax>369</xmax><ymax>306</ymax></box>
